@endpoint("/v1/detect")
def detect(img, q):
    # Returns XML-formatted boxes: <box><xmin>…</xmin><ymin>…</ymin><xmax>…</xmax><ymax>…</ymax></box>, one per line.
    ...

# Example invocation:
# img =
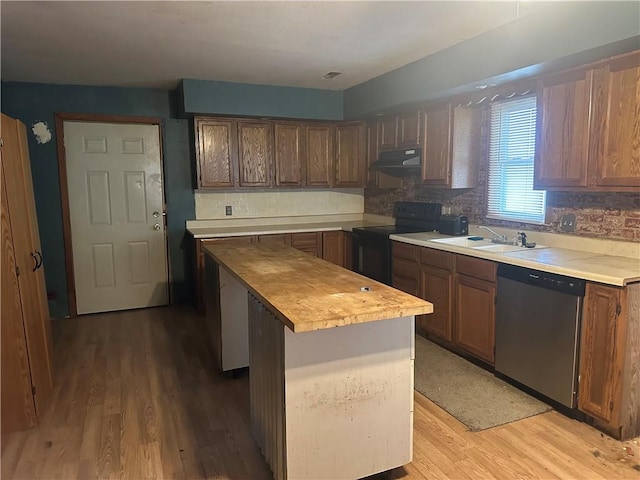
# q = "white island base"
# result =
<box><xmin>248</xmin><ymin>294</ymin><xmax>415</xmax><ymax>480</ymax></box>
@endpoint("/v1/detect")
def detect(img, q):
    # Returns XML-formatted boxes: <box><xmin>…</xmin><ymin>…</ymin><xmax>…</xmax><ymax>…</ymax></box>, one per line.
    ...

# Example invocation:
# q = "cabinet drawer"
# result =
<box><xmin>420</xmin><ymin>247</ymin><xmax>453</xmax><ymax>270</ymax></box>
<box><xmin>392</xmin><ymin>257</ymin><xmax>419</xmax><ymax>280</ymax></box>
<box><xmin>392</xmin><ymin>241</ymin><xmax>418</xmax><ymax>261</ymax></box>
<box><xmin>456</xmin><ymin>255</ymin><xmax>496</xmax><ymax>282</ymax></box>
<box><xmin>392</xmin><ymin>275</ymin><xmax>418</xmax><ymax>296</ymax></box>
<box><xmin>290</xmin><ymin>232</ymin><xmax>321</xmax><ymax>247</ymax></box>
<box><xmin>290</xmin><ymin>232</ymin><xmax>322</xmax><ymax>257</ymax></box>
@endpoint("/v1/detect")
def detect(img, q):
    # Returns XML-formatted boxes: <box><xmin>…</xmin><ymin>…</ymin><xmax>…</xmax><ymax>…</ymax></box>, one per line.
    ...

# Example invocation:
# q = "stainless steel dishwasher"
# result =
<box><xmin>495</xmin><ymin>264</ymin><xmax>585</xmax><ymax>408</ymax></box>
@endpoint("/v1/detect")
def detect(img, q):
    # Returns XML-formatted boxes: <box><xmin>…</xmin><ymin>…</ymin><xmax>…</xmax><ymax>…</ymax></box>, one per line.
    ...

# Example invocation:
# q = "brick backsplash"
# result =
<box><xmin>365</xmin><ymin>182</ymin><xmax>640</xmax><ymax>241</ymax></box>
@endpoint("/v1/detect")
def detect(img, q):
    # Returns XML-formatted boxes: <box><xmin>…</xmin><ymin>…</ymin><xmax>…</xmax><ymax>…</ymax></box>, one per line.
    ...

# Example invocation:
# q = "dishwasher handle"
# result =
<box><xmin>498</xmin><ymin>263</ymin><xmax>585</xmax><ymax>297</ymax></box>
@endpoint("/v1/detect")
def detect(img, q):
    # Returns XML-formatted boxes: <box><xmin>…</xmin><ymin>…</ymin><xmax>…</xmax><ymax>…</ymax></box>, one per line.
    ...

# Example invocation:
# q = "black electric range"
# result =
<box><xmin>352</xmin><ymin>202</ymin><xmax>441</xmax><ymax>285</ymax></box>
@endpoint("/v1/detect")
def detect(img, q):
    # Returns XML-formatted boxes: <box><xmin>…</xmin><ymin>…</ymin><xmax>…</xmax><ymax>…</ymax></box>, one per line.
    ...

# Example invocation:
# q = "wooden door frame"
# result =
<box><xmin>55</xmin><ymin>113</ymin><xmax>168</xmax><ymax>317</ymax></box>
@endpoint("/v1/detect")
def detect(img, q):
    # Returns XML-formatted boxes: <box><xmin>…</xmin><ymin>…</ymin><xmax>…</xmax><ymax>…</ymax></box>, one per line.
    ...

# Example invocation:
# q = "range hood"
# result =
<box><xmin>370</xmin><ymin>148</ymin><xmax>422</xmax><ymax>177</ymax></box>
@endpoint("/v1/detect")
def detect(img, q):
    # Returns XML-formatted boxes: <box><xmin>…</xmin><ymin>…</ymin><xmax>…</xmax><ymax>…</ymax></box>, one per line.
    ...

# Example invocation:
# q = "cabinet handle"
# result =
<box><xmin>31</xmin><ymin>252</ymin><xmax>38</xmax><ymax>271</ymax></box>
<box><xmin>35</xmin><ymin>250</ymin><xmax>43</xmax><ymax>269</ymax></box>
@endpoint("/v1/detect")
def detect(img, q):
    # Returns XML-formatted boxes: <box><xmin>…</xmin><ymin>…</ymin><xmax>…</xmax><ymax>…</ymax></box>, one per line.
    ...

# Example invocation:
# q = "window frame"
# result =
<box><xmin>486</xmin><ymin>95</ymin><xmax>547</xmax><ymax>225</ymax></box>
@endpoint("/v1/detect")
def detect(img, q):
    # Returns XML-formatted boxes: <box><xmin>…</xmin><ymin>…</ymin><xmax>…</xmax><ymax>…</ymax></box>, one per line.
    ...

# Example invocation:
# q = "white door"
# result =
<box><xmin>64</xmin><ymin>121</ymin><xmax>168</xmax><ymax>314</ymax></box>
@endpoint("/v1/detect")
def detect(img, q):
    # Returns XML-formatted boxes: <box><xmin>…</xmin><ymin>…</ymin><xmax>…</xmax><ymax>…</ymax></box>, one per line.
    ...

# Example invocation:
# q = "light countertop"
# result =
<box><xmin>390</xmin><ymin>232</ymin><xmax>640</xmax><ymax>287</ymax></box>
<box><xmin>203</xmin><ymin>241</ymin><xmax>433</xmax><ymax>332</ymax></box>
<box><xmin>188</xmin><ymin>215</ymin><xmax>639</xmax><ymax>287</ymax></box>
<box><xmin>187</xmin><ymin>215</ymin><xmax>393</xmax><ymax>238</ymax></box>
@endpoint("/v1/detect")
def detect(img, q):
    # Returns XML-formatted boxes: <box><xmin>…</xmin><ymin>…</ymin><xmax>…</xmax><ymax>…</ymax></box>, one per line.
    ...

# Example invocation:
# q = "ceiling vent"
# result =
<box><xmin>322</xmin><ymin>71</ymin><xmax>342</xmax><ymax>80</ymax></box>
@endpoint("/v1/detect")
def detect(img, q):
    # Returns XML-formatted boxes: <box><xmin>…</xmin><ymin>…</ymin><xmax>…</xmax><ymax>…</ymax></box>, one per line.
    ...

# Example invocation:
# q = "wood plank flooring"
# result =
<box><xmin>2</xmin><ymin>306</ymin><xmax>638</xmax><ymax>479</ymax></box>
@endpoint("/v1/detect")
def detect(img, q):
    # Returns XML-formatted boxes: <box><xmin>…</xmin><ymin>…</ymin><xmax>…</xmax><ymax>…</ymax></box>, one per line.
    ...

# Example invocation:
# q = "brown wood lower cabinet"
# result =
<box><xmin>322</xmin><ymin>231</ymin><xmax>352</xmax><ymax>268</ymax></box>
<box><xmin>289</xmin><ymin>232</ymin><xmax>323</xmax><ymax>257</ymax></box>
<box><xmin>195</xmin><ymin>236</ymin><xmax>256</xmax><ymax>314</ymax></box>
<box><xmin>420</xmin><ymin>265</ymin><xmax>454</xmax><ymax>342</ymax></box>
<box><xmin>578</xmin><ymin>282</ymin><xmax>640</xmax><ymax>440</ymax></box>
<box><xmin>391</xmin><ymin>241</ymin><xmax>496</xmax><ymax>365</ymax></box>
<box><xmin>454</xmin><ymin>255</ymin><xmax>496</xmax><ymax>364</ymax></box>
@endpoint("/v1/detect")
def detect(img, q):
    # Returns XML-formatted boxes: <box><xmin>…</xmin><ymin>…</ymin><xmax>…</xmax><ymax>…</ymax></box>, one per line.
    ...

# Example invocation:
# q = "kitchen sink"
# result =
<box><xmin>430</xmin><ymin>236</ymin><xmax>549</xmax><ymax>253</ymax></box>
<box><xmin>472</xmin><ymin>244</ymin><xmax>526</xmax><ymax>253</ymax></box>
<box><xmin>430</xmin><ymin>236</ymin><xmax>493</xmax><ymax>248</ymax></box>
<box><xmin>473</xmin><ymin>243</ymin><xmax>549</xmax><ymax>252</ymax></box>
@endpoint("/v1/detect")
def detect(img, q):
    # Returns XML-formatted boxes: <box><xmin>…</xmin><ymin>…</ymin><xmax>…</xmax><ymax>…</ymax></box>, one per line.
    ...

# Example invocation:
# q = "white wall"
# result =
<box><xmin>195</xmin><ymin>189</ymin><xmax>364</xmax><ymax>219</ymax></box>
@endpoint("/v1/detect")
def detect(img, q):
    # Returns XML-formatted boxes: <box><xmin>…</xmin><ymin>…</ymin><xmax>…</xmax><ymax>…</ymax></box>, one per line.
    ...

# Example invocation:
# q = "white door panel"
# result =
<box><xmin>64</xmin><ymin>121</ymin><xmax>168</xmax><ymax>314</ymax></box>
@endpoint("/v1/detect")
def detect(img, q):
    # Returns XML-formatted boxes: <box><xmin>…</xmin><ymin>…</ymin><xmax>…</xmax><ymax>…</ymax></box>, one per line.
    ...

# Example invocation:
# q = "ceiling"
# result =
<box><xmin>1</xmin><ymin>1</ymin><xmax>550</xmax><ymax>91</ymax></box>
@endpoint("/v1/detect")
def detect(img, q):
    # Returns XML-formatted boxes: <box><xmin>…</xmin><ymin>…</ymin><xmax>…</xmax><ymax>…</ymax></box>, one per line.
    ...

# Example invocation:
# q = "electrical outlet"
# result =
<box><xmin>560</xmin><ymin>213</ymin><xmax>576</xmax><ymax>232</ymax></box>
<box><xmin>225</xmin><ymin>205</ymin><xmax>232</xmax><ymax>216</ymax></box>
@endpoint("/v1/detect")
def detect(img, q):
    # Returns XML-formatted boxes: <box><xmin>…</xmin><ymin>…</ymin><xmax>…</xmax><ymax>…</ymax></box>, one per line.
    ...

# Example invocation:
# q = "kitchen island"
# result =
<box><xmin>203</xmin><ymin>241</ymin><xmax>433</xmax><ymax>480</ymax></box>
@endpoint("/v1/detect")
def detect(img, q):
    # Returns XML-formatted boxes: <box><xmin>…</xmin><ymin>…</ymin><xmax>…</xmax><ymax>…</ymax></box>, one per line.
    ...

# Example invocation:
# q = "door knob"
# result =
<box><xmin>153</xmin><ymin>224</ymin><xmax>161</xmax><ymax>230</ymax></box>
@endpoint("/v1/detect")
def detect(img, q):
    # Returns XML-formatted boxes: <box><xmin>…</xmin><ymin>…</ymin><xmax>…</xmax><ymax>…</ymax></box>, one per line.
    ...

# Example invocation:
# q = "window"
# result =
<box><xmin>487</xmin><ymin>96</ymin><xmax>546</xmax><ymax>224</ymax></box>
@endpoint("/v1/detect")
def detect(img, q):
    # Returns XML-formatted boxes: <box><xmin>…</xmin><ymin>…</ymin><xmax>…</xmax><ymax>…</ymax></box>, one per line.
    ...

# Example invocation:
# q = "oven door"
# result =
<box><xmin>351</xmin><ymin>229</ymin><xmax>391</xmax><ymax>286</ymax></box>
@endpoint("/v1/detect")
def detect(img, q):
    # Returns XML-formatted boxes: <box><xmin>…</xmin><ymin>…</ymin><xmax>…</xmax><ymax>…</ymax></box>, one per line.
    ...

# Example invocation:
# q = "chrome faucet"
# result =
<box><xmin>478</xmin><ymin>226</ymin><xmax>510</xmax><ymax>244</ymax></box>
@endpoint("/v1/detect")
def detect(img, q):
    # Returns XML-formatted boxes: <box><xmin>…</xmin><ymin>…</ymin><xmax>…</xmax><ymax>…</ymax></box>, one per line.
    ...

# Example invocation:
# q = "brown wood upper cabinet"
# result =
<box><xmin>195</xmin><ymin>117</ymin><xmax>272</xmax><ymax>188</ymax></box>
<box><xmin>274</xmin><ymin>122</ymin><xmax>304</xmax><ymax>187</ymax></box>
<box><xmin>535</xmin><ymin>68</ymin><xmax>592</xmax><ymax>188</ymax></box>
<box><xmin>305</xmin><ymin>123</ymin><xmax>334</xmax><ymax>187</ymax></box>
<box><xmin>379</xmin><ymin>115</ymin><xmax>399</xmax><ymax>151</ymax></box>
<box><xmin>335</xmin><ymin>122</ymin><xmax>365</xmax><ymax>187</ymax></box>
<box><xmin>365</xmin><ymin>121</ymin><xmax>402</xmax><ymax>189</ymax></box>
<box><xmin>195</xmin><ymin>118</ymin><xmax>236</xmax><ymax>187</ymax></box>
<box><xmin>378</xmin><ymin>109</ymin><xmax>421</xmax><ymax>151</ymax></box>
<box><xmin>421</xmin><ymin>103</ymin><xmax>481</xmax><ymax>188</ymax></box>
<box><xmin>535</xmin><ymin>50</ymin><xmax>640</xmax><ymax>191</ymax></box>
<box><xmin>195</xmin><ymin>116</ymin><xmax>366</xmax><ymax>189</ymax></box>
<box><xmin>237</xmin><ymin>120</ymin><xmax>273</xmax><ymax>187</ymax></box>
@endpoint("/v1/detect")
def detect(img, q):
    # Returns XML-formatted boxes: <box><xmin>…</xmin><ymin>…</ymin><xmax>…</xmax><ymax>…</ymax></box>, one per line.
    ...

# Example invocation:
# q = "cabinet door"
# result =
<box><xmin>237</xmin><ymin>121</ymin><xmax>273</xmax><ymax>187</ymax></box>
<box><xmin>306</xmin><ymin>124</ymin><xmax>334</xmax><ymax>187</ymax></box>
<box><xmin>392</xmin><ymin>242</ymin><xmax>419</xmax><ymax>295</ymax></box>
<box><xmin>1</xmin><ymin>165</ymin><xmax>38</xmax><ymax>434</ymax></box>
<box><xmin>578</xmin><ymin>283</ymin><xmax>625</xmax><ymax>425</ymax></box>
<box><xmin>290</xmin><ymin>232</ymin><xmax>322</xmax><ymax>257</ymax></box>
<box><xmin>420</xmin><ymin>265</ymin><xmax>453</xmax><ymax>342</ymax></box>
<box><xmin>322</xmin><ymin>231</ymin><xmax>346</xmax><ymax>267</ymax></box>
<box><xmin>1</xmin><ymin>114</ymin><xmax>53</xmax><ymax>416</ymax></box>
<box><xmin>421</xmin><ymin>104</ymin><xmax>452</xmax><ymax>186</ymax></box>
<box><xmin>367</xmin><ymin>121</ymin><xmax>401</xmax><ymax>189</ymax></box>
<box><xmin>335</xmin><ymin>122</ymin><xmax>365</xmax><ymax>187</ymax></box>
<box><xmin>379</xmin><ymin>116</ymin><xmax>398</xmax><ymax>151</ymax></box>
<box><xmin>589</xmin><ymin>52</ymin><xmax>640</xmax><ymax>188</ymax></box>
<box><xmin>535</xmin><ymin>69</ymin><xmax>591</xmax><ymax>188</ymax></box>
<box><xmin>274</xmin><ymin>123</ymin><xmax>304</xmax><ymax>187</ymax></box>
<box><xmin>366</xmin><ymin>121</ymin><xmax>379</xmax><ymax>187</ymax></box>
<box><xmin>398</xmin><ymin>110</ymin><xmax>421</xmax><ymax>148</ymax></box>
<box><xmin>454</xmin><ymin>274</ymin><xmax>496</xmax><ymax>364</ymax></box>
<box><xmin>195</xmin><ymin>118</ymin><xmax>236</xmax><ymax>188</ymax></box>
<box><xmin>196</xmin><ymin>236</ymin><xmax>256</xmax><ymax>314</ymax></box>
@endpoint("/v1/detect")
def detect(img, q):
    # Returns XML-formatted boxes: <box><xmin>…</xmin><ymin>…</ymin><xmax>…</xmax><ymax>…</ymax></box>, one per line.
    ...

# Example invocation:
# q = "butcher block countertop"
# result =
<box><xmin>203</xmin><ymin>241</ymin><xmax>433</xmax><ymax>333</ymax></box>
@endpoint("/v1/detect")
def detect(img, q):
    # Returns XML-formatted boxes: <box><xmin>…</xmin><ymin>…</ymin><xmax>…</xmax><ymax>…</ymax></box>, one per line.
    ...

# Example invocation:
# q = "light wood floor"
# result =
<box><xmin>2</xmin><ymin>306</ymin><xmax>638</xmax><ymax>480</ymax></box>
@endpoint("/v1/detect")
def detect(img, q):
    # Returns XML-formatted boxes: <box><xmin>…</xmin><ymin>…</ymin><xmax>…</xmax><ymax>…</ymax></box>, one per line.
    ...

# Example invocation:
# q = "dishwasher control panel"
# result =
<box><xmin>498</xmin><ymin>264</ymin><xmax>585</xmax><ymax>297</ymax></box>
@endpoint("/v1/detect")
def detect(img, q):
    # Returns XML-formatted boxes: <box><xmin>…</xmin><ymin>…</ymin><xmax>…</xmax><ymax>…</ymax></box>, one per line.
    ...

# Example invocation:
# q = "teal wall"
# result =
<box><xmin>344</xmin><ymin>2</ymin><xmax>640</xmax><ymax>117</ymax></box>
<box><xmin>180</xmin><ymin>78</ymin><xmax>344</xmax><ymax>120</ymax></box>
<box><xmin>1</xmin><ymin>82</ymin><xmax>194</xmax><ymax>318</ymax></box>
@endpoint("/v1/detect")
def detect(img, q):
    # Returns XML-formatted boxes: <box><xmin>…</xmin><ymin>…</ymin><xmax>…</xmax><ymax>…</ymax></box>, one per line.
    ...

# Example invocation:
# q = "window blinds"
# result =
<box><xmin>487</xmin><ymin>95</ymin><xmax>546</xmax><ymax>224</ymax></box>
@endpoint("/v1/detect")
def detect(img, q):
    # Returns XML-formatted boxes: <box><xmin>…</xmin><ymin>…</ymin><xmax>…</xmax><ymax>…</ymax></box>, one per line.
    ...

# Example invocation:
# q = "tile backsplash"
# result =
<box><xmin>195</xmin><ymin>189</ymin><xmax>364</xmax><ymax>219</ymax></box>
